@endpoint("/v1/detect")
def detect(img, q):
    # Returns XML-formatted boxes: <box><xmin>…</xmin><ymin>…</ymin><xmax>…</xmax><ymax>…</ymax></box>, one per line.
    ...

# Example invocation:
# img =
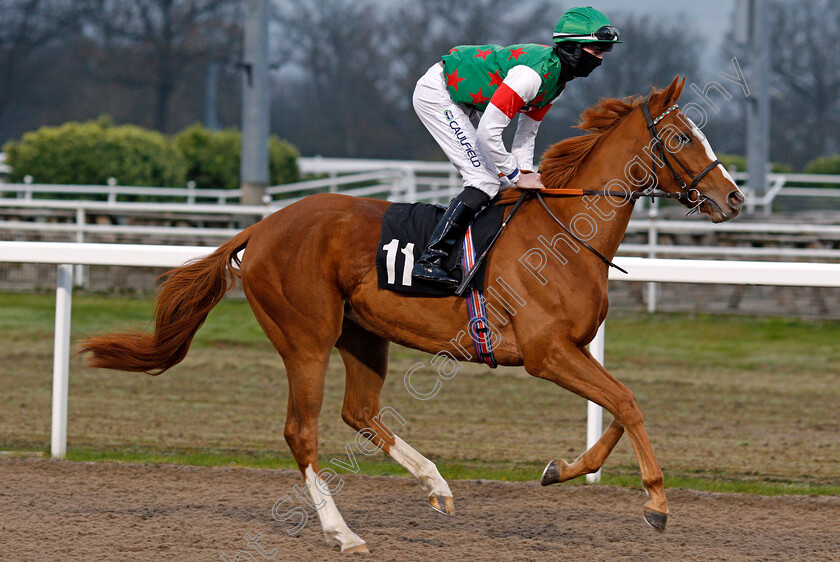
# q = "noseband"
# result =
<box><xmin>640</xmin><ymin>98</ymin><xmax>721</xmax><ymax>215</ymax></box>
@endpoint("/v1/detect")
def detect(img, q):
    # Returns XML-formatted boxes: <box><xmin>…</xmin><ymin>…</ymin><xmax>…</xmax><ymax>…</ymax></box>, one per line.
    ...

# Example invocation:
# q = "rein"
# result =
<box><xmin>536</xmin><ymin>187</ymin><xmax>683</xmax><ymax>201</ymax></box>
<box><xmin>535</xmin><ymin>191</ymin><xmax>629</xmax><ymax>274</ymax></box>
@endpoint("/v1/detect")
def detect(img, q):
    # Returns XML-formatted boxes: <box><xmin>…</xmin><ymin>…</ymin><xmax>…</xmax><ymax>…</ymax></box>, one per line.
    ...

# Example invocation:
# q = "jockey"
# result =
<box><xmin>411</xmin><ymin>6</ymin><xmax>621</xmax><ymax>287</ymax></box>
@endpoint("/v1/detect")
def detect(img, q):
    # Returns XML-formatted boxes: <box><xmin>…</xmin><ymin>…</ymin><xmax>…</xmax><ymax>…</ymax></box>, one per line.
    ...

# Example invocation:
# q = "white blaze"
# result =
<box><xmin>688</xmin><ymin>118</ymin><xmax>738</xmax><ymax>186</ymax></box>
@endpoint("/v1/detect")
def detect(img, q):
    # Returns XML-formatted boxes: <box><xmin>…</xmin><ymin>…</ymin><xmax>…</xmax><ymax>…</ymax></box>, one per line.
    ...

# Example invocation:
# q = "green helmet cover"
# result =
<box><xmin>553</xmin><ymin>6</ymin><xmax>622</xmax><ymax>45</ymax></box>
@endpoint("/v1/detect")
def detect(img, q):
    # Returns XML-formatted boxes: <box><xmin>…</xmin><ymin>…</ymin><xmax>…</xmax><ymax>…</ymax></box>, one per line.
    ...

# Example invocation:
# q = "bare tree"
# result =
<box><xmin>381</xmin><ymin>0</ymin><xmax>556</xmax><ymax>112</ymax></box>
<box><xmin>714</xmin><ymin>0</ymin><xmax>840</xmax><ymax>169</ymax></box>
<box><xmin>271</xmin><ymin>0</ymin><xmax>557</xmax><ymax>158</ymax></box>
<box><xmin>269</xmin><ymin>1</ymin><xmax>708</xmax><ymax>160</ymax></box>
<box><xmin>765</xmin><ymin>0</ymin><xmax>840</xmax><ymax>167</ymax></box>
<box><xmin>0</xmin><ymin>0</ymin><xmax>79</xmax><ymax>121</ymax></box>
<box><xmin>80</xmin><ymin>0</ymin><xmax>242</xmax><ymax>132</ymax></box>
<box><xmin>271</xmin><ymin>0</ymin><xmax>395</xmax><ymax>157</ymax></box>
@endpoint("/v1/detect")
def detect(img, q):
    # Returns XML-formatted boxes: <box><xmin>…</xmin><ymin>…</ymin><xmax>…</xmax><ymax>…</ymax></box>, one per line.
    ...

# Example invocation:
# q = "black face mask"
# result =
<box><xmin>554</xmin><ymin>42</ymin><xmax>603</xmax><ymax>79</ymax></box>
<box><xmin>574</xmin><ymin>49</ymin><xmax>602</xmax><ymax>77</ymax></box>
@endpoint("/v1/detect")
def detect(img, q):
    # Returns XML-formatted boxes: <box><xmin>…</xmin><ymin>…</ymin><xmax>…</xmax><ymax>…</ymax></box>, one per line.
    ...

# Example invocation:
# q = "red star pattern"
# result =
<box><xmin>446</xmin><ymin>69</ymin><xmax>465</xmax><ymax>91</ymax></box>
<box><xmin>488</xmin><ymin>70</ymin><xmax>504</xmax><ymax>86</ymax></box>
<box><xmin>474</xmin><ymin>48</ymin><xmax>492</xmax><ymax>59</ymax></box>
<box><xmin>448</xmin><ymin>48</ymin><xmax>459</xmax><ymax>54</ymax></box>
<box><xmin>531</xmin><ymin>92</ymin><xmax>546</xmax><ymax>105</ymax></box>
<box><xmin>508</xmin><ymin>47</ymin><xmax>526</xmax><ymax>60</ymax></box>
<box><xmin>469</xmin><ymin>88</ymin><xmax>490</xmax><ymax>105</ymax></box>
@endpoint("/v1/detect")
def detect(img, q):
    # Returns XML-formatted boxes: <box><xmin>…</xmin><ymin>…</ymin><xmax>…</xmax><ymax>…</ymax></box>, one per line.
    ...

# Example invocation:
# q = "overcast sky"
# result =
<box><xmin>593</xmin><ymin>0</ymin><xmax>737</xmax><ymax>55</ymax></box>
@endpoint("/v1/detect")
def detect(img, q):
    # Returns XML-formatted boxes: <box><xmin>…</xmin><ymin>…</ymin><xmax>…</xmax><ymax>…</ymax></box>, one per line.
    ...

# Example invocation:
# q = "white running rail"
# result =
<box><xmin>3</xmin><ymin>241</ymin><xmax>840</xmax><ymax>475</ymax></box>
<box><xmin>3</xmin><ymin>157</ymin><xmax>839</xmax><ymax>211</ymax></box>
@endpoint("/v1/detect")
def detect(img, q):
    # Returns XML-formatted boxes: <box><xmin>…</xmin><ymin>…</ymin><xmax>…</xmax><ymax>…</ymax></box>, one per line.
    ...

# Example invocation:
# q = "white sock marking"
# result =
<box><xmin>388</xmin><ymin>436</ymin><xmax>452</xmax><ymax>497</ymax></box>
<box><xmin>304</xmin><ymin>465</ymin><xmax>365</xmax><ymax>551</ymax></box>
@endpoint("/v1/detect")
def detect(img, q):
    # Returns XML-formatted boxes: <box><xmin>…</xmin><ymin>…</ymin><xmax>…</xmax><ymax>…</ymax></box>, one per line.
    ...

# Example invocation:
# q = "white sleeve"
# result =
<box><xmin>511</xmin><ymin>113</ymin><xmax>542</xmax><ymax>172</ymax></box>
<box><xmin>476</xmin><ymin>65</ymin><xmax>542</xmax><ymax>183</ymax></box>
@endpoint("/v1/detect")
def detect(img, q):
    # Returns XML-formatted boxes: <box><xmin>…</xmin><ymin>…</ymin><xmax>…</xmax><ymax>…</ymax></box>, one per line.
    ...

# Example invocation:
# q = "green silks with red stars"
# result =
<box><xmin>441</xmin><ymin>44</ymin><xmax>566</xmax><ymax>112</ymax></box>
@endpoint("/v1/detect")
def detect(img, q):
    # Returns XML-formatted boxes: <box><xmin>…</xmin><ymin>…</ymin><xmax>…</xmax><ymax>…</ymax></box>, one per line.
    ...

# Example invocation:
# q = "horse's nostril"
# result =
<box><xmin>728</xmin><ymin>190</ymin><xmax>745</xmax><ymax>208</ymax></box>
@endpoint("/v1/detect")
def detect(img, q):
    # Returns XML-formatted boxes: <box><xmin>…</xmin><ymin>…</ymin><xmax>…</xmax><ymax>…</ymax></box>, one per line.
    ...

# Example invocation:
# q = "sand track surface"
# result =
<box><xmin>2</xmin><ymin>458</ymin><xmax>839</xmax><ymax>560</ymax></box>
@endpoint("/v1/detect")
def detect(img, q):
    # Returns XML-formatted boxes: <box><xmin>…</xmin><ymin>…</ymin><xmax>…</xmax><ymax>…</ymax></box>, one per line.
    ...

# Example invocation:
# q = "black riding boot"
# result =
<box><xmin>412</xmin><ymin>187</ymin><xmax>490</xmax><ymax>287</ymax></box>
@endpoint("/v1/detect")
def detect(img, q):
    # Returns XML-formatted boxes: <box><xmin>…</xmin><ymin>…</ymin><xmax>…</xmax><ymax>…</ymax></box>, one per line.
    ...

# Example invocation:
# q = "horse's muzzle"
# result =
<box><xmin>728</xmin><ymin>189</ymin><xmax>745</xmax><ymax>213</ymax></box>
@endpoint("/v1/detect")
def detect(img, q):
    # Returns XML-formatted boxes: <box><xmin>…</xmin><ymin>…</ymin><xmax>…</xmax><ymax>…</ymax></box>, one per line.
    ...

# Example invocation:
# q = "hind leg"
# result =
<box><xmin>336</xmin><ymin>318</ymin><xmax>455</xmax><ymax>516</ymax></box>
<box><xmin>245</xmin><ymin>286</ymin><xmax>367</xmax><ymax>553</ymax></box>
<box><xmin>283</xmin><ymin>354</ymin><xmax>367</xmax><ymax>553</ymax></box>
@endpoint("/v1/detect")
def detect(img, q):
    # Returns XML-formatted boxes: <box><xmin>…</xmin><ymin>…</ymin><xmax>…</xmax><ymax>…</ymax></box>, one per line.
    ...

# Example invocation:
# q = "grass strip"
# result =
<box><xmin>10</xmin><ymin>447</ymin><xmax>823</xmax><ymax>497</ymax></box>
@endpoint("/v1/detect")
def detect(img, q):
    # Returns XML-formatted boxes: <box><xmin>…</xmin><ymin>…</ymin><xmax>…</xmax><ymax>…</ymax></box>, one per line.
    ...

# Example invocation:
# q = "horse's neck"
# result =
<box><xmin>549</xmin><ymin>123</ymin><xmax>650</xmax><ymax>260</ymax></box>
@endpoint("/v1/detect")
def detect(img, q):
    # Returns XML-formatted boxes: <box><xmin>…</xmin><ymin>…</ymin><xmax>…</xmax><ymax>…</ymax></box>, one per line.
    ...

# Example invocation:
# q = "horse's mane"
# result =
<box><xmin>540</xmin><ymin>95</ymin><xmax>644</xmax><ymax>190</ymax></box>
<box><xmin>491</xmin><ymin>77</ymin><xmax>686</xmax><ymax>206</ymax></box>
<box><xmin>494</xmin><ymin>94</ymin><xmax>645</xmax><ymax>206</ymax></box>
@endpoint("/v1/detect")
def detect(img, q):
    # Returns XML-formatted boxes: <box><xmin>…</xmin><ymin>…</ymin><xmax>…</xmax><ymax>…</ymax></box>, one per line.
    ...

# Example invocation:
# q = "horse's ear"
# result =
<box><xmin>671</xmin><ymin>76</ymin><xmax>687</xmax><ymax>102</ymax></box>
<box><xmin>649</xmin><ymin>76</ymin><xmax>686</xmax><ymax>112</ymax></box>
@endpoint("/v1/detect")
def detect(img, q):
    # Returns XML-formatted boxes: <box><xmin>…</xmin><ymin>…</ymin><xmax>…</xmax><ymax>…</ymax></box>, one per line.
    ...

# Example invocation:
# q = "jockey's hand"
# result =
<box><xmin>515</xmin><ymin>172</ymin><xmax>544</xmax><ymax>190</ymax></box>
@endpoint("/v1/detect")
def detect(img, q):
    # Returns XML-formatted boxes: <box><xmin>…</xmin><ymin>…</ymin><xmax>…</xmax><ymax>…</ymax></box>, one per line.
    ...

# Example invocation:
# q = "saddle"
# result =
<box><xmin>376</xmin><ymin>201</ymin><xmax>505</xmax><ymax>297</ymax></box>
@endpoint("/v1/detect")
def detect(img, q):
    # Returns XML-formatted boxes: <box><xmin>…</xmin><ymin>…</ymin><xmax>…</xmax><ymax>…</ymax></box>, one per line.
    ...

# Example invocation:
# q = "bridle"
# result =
<box><xmin>640</xmin><ymin>98</ymin><xmax>721</xmax><ymax>215</ymax></box>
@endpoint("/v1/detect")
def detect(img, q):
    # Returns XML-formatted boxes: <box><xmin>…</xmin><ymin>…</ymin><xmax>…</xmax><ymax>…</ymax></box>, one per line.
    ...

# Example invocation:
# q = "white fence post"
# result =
<box><xmin>74</xmin><ymin>207</ymin><xmax>86</xmax><ymax>287</ymax></box>
<box><xmin>106</xmin><ymin>177</ymin><xmax>117</xmax><ymax>204</ymax></box>
<box><xmin>404</xmin><ymin>168</ymin><xmax>417</xmax><ymax>202</ymax></box>
<box><xmin>586</xmin><ymin>322</ymin><xmax>606</xmax><ymax>484</ymax></box>
<box><xmin>23</xmin><ymin>175</ymin><xmax>33</xmax><ymax>199</ymax></box>
<box><xmin>50</xmin><ymin>264</ymin><xmax>73</xmax><ymax>459</ymax></box>
<box><xmin>646</xmin><ymin>198</ymin><xmax>659</xmax><ymax>313</ymax></box>
<box><xmin>187</xmin><ymin>180</ymin><xmax>196</xmax><ymax>205</ymax></box>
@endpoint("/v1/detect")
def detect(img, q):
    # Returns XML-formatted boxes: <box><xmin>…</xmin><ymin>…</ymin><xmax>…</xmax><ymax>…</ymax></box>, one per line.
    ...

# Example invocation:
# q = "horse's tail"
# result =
<box><xmin>79</xmin><ymin>227</ymin><xmax>254</xmax><ymax>375</ymax></box>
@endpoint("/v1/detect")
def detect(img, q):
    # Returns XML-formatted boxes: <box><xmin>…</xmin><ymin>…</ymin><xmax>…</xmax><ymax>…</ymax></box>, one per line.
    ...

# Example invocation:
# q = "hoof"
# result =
<box><xmin>341</xmin><ymin>543</ymin><xmax>369</xmax><ymax>554</ymax></box>
<box><xmin>541</xmin><ymin>459</ymin><xmax>573</xmax><ymax>485</ymax></box>
<box><xmin>429</xmin><ymin>495</ymin><xmax>455</xmax><ymax>516</ymax></box>
<box><xmin>540</xmin><ymin>460</ymin><xmax>560</xmax><ymax>486</ymax></box>
<box><xmin>643</xmin><ymin>505</ymin><xmax>668</xmax><ymax>532</ymax></box>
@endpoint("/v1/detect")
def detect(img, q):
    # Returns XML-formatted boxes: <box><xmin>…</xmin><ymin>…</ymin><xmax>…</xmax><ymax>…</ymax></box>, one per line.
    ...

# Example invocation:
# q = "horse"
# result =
<box><xmin>80</xmin><ymin>76</ymin><xmax>744</xmax><ymax>553</ymax></box>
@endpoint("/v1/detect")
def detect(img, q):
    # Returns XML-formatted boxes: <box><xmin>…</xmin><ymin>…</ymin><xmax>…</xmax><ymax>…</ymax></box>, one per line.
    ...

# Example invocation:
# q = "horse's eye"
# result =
<box><xmin>678</xmin><ymin>133</ymin><xmax>692</xmax><ymax>144</ymax></box>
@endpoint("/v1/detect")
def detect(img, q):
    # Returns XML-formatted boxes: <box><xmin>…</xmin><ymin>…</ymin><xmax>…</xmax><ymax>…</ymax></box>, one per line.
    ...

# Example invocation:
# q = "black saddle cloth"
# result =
<box><xmin>376</xmin><ymin>201</ymin><xmax>505</xmax><ymax>296</ymax></box>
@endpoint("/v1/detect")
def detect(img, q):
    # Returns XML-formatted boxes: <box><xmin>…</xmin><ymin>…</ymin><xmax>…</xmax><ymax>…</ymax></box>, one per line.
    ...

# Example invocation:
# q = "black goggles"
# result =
<box><xmin>554</xmin><ymin>25</ymin><xmax>621</xmax><ymax>50</ymax></box>
<box><xmin>594</xmin><ymin>25</ymin><xmax>620</xmax><ymax>42</ymax></box>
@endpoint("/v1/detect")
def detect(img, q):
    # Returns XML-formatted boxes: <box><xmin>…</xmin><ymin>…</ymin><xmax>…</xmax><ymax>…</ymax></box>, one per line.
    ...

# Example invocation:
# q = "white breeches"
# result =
<box><xmin>413</xmin><ymin>63</ymin><xmax>504</xmax><ymax>197</ymax></box>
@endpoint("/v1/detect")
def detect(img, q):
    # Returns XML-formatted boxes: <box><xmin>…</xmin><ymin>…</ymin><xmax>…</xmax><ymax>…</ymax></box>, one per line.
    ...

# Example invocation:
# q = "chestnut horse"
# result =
<box><xmin>81</xmin><ymin>77</ymin><xmax>744</xmax><ymax>553</ymax></box>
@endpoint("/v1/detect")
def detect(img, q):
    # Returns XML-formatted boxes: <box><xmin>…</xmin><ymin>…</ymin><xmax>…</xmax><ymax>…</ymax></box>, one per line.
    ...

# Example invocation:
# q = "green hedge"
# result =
<box><xmin>804</xmin><ymin>154</ymin><xmax>840</xmax><ymax>175</ymax></box>
<box><xmin>3</xmin><ymin>117</ymin><xmax>185</xmax><ymax>186</ymax></box>
<box><xmin>719</xmin><ymin>154</ymin><xmax>746</xmax><ymax>172</ymax></box>
<box><xmin>2</xmin><ymin>119</ymin><xmax>300</xmax><ymax>188</ymax></box>
<box><xmin>717</xmin><ymin>154</ymin><xmax>794</xmax><ymax>173</ymax></box>
<box><xmin>173</xmin><ymin>125</ymin><xmax>299</xmax><ymax>189</ymax></box>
